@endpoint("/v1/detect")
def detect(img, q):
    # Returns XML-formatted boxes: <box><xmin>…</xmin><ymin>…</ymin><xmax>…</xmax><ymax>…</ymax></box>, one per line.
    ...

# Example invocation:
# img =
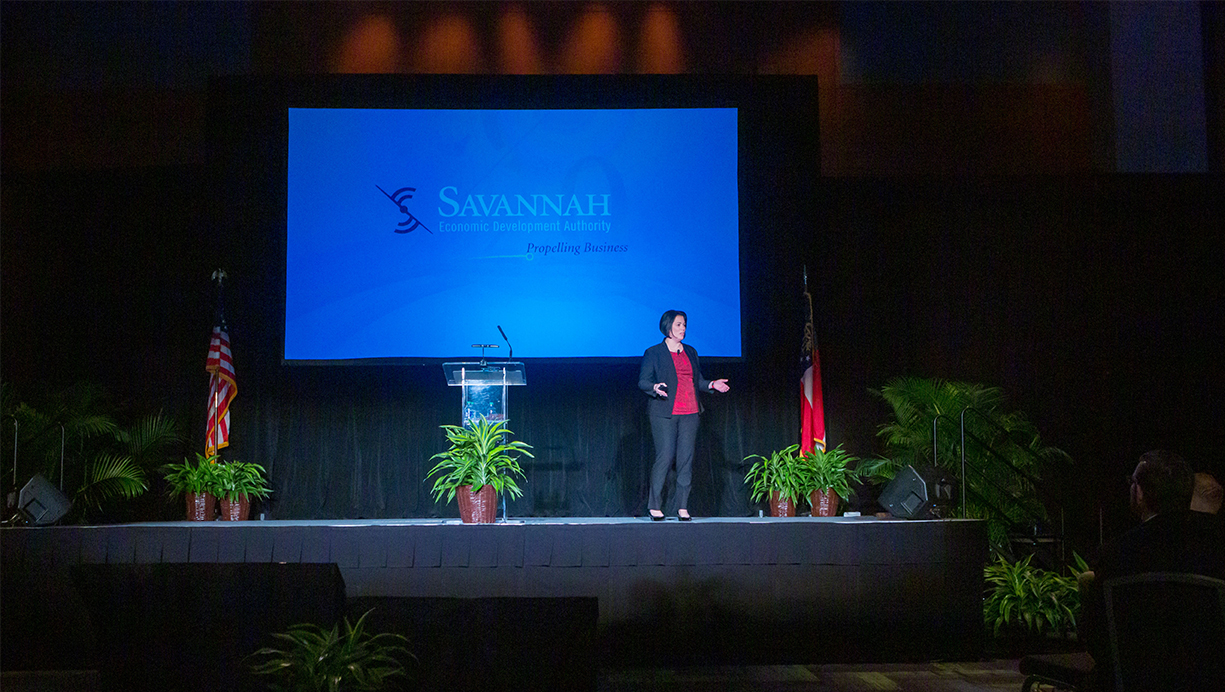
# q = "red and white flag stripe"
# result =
<box><xmin>801</xmin><ymin>276</ymin><xmax>826</xmax><ymax>454</ymax></box>
<box><xmin>205</xmin><ymin>326</ymin><xmax>236</xmax><ymax>454</ymax></box>
<box><xmin>800</xmin><ymin>345</ymin><xmax>826</xmax><ymax>454</ymax></box>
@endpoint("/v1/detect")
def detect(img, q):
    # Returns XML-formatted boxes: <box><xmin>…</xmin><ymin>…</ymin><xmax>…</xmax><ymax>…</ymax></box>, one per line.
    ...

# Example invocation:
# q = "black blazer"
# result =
<box><xmin>638</xmin><ymin>341</ymin><xmax>713</xmax><ymax>418</ymax></box>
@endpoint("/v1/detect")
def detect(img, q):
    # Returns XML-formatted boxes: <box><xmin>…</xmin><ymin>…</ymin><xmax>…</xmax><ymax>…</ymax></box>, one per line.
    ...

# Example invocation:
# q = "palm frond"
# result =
<box><xmin>74</xmin><ymin>452</ymin><xmax>148</xmax><ymax>511</ymax></box>
<box><xmin>63</xmin><ymin>413</ymin><xmax>120</xmax><ymax>440</ymax></box>
<box><xmin>871</xmin><ymin>376</ymin><xmax>1071</xmax><ymax>546</ymax></box>
<box><xmin>117</xmin><ymin>413</ymin><xmax>181</xmax><ymax>467</ymax></box>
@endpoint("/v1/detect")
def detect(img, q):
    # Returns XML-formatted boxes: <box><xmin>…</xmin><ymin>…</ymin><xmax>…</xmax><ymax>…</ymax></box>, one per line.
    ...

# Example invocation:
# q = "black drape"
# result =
<box><xmin>5</xmin><ymin>158</ymin><xmax>1223</xmax><ymax>527</ymax></box>
<box><xmin>230</xmin><ymin>354</ymin><xmax>795</xmax><ymax>519</ymax></box>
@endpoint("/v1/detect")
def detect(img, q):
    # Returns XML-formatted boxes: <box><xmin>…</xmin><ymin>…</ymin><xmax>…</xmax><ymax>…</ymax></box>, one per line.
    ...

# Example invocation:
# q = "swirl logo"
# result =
<box><xmin>376</xmin><ymin>184</ymin><xmax>432</xmax><ymax>234</ymax></box>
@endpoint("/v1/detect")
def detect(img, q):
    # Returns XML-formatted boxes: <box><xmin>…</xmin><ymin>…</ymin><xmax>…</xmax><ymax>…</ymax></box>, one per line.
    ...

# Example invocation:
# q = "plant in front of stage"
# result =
<box><xmin>799</xmin><ymin>444</ymin><xmax>862</xmax><ymax>517</ymax></box>
<box><xmin>248</xmin><ymin>608</ymin><xmax>415</xmax><ymax>691</ymax></box>
<box><xmin>743</xmin><ymin>444</ymin><xmax>806</xmax><ymax>517</ymax></box>
<box><xmin>982</xmin><ymin>552</ymin><xmax>1089</xmax><ymax>651</ymax></box>
<box><xmin>426</xmin><ymin>416</ymin><xmax>533</xmax><ymax>523</ymax></box>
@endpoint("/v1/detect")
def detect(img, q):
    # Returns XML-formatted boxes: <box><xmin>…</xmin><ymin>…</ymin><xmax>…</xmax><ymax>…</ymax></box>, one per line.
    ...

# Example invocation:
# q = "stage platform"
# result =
<box><xmin>2</xmin><ymin>516</ymin><xmax>987</xmax><ymax>679</ymax></box>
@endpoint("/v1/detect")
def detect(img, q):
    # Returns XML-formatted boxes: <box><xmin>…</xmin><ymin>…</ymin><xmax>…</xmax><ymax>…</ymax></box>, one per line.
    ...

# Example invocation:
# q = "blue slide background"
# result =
<box><xmin>286</xmin><ymin>108</ymin><xmax>740</xmax><ymax>359</ymax></box>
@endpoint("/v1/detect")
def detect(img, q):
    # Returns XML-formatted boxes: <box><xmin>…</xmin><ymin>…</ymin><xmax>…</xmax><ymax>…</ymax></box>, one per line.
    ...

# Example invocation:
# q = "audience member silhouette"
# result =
<box><xmin>1191</xmin><ymin>471</ymin><xmax>1223</xmax><ymax>515</ymax></box>
<box><xmin>1080</xmin><ymin>450</ymin><xmax>1225</xmax><ymax>689</ymax></box>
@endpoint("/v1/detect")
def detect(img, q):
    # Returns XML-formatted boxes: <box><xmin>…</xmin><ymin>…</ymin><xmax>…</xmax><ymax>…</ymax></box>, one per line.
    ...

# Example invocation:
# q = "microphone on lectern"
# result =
<box><xmin>497</xmin><ymin>325</ymin><xmax>513</xmax><ymax>360</ymax></box>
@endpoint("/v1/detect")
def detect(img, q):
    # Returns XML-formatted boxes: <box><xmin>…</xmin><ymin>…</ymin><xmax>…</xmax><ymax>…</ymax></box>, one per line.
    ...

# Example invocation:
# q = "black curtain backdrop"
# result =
<box><xmin>2</xmin><ymin>116</ymin><xmax>1222</xmax><ymax>531</ymax></box>
<box><xmin>228</xmin><ymin>359</ymin><xmax>788</xmax><ymax>519</ymax></box>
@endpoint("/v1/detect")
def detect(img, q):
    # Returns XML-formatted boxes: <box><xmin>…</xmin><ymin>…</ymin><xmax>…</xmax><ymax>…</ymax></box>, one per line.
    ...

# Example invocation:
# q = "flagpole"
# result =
<box><xmin>802</xmin><ymin>265</ymin><xmax>816</xmax><ymax>362</ymax></box>
<box><xmin>208</xmin><ymin>269</ymin><xmax>227</xmax><ymax>461</ymax></box>
<box><xmin>803</xmin><ymin>265</ymin><xmax>813</xmax><ymax>350</ymax></box>
<box><xmin>210</xmin><ymin>378</ymin><xmax>219</xmax><ymax>459</ymax></box>
<box><xmin>800</xmin><ymin>265</ymin><xmax>826</xmax><ymax>453</ymax></box>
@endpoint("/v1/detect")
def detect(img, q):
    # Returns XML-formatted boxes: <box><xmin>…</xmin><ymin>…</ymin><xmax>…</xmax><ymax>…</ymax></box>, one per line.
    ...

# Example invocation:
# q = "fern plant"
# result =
<box><xmin>2</xmin><ymin>384</ymin><xmax>184</xmax><ymax>520</ymax></box>
<box><xmin>248</xmin><ymin>609</ymin><xmax>413</xmax><ymax>691</ymax></box>
<box><xmin>872</xmin><ymin>376</ymin><xmax>1072</xmax><ymax>551</ymax></box>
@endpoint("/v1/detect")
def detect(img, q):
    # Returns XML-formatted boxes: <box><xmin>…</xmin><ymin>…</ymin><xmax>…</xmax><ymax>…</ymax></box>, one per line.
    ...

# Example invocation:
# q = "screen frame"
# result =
<box><xmin>206</xmin><ymin>74</ymin><xmax>820</xmax><ymax>367</ymax></box>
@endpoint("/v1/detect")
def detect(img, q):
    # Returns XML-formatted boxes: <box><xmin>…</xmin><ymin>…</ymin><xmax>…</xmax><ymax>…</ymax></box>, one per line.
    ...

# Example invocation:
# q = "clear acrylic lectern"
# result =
<box><xmin>441</xmin><ymin>362</ymin><xmax>526</xmax><ymax>426</ymax></box>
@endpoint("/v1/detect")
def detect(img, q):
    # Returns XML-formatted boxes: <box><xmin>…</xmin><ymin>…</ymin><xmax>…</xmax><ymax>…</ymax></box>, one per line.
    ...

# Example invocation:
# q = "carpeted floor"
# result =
<box><xmin>599</xmin><ymin>660</ymin><xmax>1026</xmax><ymax>692</ymax></box>
<box><xmin>2</xmin><ymin>660</ymin><xmax>1027</xmax><ymax>692</ymax></box>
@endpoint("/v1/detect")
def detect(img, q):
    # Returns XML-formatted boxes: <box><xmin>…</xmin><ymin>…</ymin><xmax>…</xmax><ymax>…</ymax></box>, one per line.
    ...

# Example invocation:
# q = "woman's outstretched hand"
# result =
<box><xmin>711</xmin><ymin>379</ymin><xmax>730</xmax><ymax>393</ymax></box>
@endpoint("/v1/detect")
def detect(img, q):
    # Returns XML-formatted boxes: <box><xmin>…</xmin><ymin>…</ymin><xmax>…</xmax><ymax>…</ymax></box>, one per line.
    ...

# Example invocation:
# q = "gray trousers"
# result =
<box><xmin>648</xmin><ymin>413</ymin><xmax>700</xmax><ymax>511</ymax></box>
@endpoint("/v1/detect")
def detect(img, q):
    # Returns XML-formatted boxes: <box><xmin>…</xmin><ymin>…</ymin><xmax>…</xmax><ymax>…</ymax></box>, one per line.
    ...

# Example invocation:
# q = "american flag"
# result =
<box><xmin>205</xmin><ymin>326</ymin><xmax>236</xmax><ymax>454</ymax></box>
<box><xmin>801</xmin><ymin>274</ymin><xmax>826</xmax><ymax>453</ymax></box>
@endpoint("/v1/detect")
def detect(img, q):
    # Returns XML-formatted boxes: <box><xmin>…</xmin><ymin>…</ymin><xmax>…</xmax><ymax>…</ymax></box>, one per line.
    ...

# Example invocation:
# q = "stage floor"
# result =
<box><xmin>103</xmin><ymin>514</ymin><xmax>902</xmax><ymax>527</ymax></box>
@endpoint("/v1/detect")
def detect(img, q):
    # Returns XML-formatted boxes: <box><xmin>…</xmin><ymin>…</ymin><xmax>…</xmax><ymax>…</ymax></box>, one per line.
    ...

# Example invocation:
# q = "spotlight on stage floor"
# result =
<box><xmin>880</xmin><ymin>465</ymin><xmax>956</xmax><ymax>519</ymax></box>
<box><xmin>11</xmin><ymin>474</ymin><xmax>71</xmax><ymax>525</ymax></box>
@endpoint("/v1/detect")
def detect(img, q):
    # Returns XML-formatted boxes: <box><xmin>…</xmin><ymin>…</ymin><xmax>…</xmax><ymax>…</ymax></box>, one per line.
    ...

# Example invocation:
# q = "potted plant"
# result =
<box><xmin>743</xmin><ymin>444</ymin><xmax>804</xmax><ymax>517</ymax></box>
<box><xmin>248</xmin><ymin>609</ymin><xmax>414</xmax><ymax>690</ymax></box>
<box><xmin>162</xmin><ymin>452</ymin><xmax>221</xmax><ymax>521</ymax></box>
<box><xmin>983</xmin><ymin>553</ymin><xmax>1088</xmax><ymax>655</ymax></box>
<box><xmin>213</xmin><ymin>460</ymin><xmax>272</xmax><ymax>521</ymax></box>
<box><xmin>799</xmin><ymin>444</ymin><xmax>861</xmax><ymax>517</ymax></box>
<box><xmin>426</xmin><ymin>416</ymin><xmax>532</xmax><ymax>524</ymax></box>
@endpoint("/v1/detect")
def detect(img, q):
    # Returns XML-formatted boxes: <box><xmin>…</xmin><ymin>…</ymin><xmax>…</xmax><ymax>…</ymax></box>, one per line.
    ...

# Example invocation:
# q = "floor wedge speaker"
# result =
<box><xmin>17</xmin><ymin>474</ymin><xmax>72</xmax><ymax>525</ymax></box>
<box><xmin>880</xmin><ymin>465</ymin><xmax>956</xmax><ymax>519</ymax></box>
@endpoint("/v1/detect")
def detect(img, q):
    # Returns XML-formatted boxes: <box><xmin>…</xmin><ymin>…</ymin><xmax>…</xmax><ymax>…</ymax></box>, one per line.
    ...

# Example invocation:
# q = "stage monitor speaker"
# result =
<box><xmin>880</xmin><ymin>465</ymin><xmax>956</xmax><ymax>519</ymax></box>
<box><xmin>17</xmin><ymin>474</ymin><xmax>71</xmax><ymax>525</ymax></box>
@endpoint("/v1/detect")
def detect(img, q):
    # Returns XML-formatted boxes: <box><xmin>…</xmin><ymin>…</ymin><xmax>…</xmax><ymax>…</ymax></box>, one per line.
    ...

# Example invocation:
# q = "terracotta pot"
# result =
<box><xmin>769</xmin><ymin>491</ymin><xmax>796</xmax><ymax>517</ymax></box>
<box><xmin>185</xmin><ymin>492</ymin><xmax>216</xmax><ymax>521</ymax></box>
<box><xmin>457</xmin><ymin>484</ymin><xmax>498</xmax><ymax>523</ymax></box>
<box><xmin>810</xmin><ymin>489</ymin><xmax>840</xmax><ymax>517</ymax></box>
<box><xmin>218</xmin><ymin>494</ymin><xmax>250</xmax><ymax>521</ymax></box>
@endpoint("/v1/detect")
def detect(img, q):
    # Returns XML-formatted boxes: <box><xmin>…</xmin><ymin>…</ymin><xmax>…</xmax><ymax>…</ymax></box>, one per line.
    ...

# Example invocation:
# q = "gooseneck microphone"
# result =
<box><xmin>497</xmin><ymin>325</ymin><xmax>513</xmax><ymax>360</ymax></box>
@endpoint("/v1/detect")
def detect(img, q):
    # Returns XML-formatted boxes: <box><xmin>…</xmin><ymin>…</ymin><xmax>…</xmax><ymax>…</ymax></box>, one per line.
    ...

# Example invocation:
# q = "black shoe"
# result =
<box><xmin>678</xmin><ymin>510</ymin><xmax>692</xmax><ymax>521</ymax></box>
<box><xmin>649</xmin><ymin>510</ymin><xmax>665</xmax><ymax>521</ymax></box>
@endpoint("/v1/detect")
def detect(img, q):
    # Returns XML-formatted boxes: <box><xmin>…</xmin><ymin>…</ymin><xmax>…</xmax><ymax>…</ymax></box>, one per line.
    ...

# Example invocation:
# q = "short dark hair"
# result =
<box><xmin>659</xmin><ymin>310</ymin><xmax>687</xmax><ymax>338</ymax></box>
<box><xmin>1134</xmin><ymin>450</ymin><xmax>1195</xmax><ymax>515</ymax></box>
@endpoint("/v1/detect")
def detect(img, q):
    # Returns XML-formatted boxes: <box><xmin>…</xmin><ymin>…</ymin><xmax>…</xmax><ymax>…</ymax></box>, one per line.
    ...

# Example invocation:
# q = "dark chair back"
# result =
<box><xmin>1103</xmin><ymin>572</ymin><xmax>1225</xmax><ymax>692</ymax></box>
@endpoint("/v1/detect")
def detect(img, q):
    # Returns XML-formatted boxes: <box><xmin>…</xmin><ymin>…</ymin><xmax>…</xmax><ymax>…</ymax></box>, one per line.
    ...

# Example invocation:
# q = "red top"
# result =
<box><xmin>670</xmin><ymin>350</ymin><xmax>699</xmax><ymax>415</ymax></box>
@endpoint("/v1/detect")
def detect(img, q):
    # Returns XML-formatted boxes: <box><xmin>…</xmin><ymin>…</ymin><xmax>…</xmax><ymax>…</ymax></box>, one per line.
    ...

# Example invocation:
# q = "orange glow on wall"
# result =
<box><xmin>758</xmin><ymin>28</ymin><xmax>842</xmax><ymax>176</ymax></box>
<box><xmin>758</xmin><ymin>27</ymin><xmax>839</xmax><ymax>77</ymax></box>
<box><xmin>637</xmin><ymin>3</ymin><xmax>685</xmax><ymax>73</ymax></box>
<box><xmin>334</xmin><ymin>15</ymin><xmax>400</xmax><ymax>73</ymax></box>
<box><xmin>497</xmin><ymin>4</ymin><xmax>544</xmax><ymax>74</ymax></box>
<box><xmin>561</xmin><ymin>4</ymin><xmax>622</xmax><ymax>74</ymax></box>
<box><xmin>413</xmin><ymin>14</ymin><xmax>484</xmax><ymax>73</ymax></box>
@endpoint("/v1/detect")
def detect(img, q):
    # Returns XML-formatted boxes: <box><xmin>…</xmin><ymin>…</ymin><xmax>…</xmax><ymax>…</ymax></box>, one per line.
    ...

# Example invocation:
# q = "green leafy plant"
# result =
<box><xmin>743</xmin><ymin>443</ymin><xmax>805</xmax><ymax>503</ymax></box>
<box><xmin>982</xmin><ymin>553</ymin><xmax>1089</xmax><ymax>638</ymax></box>
<box><xmin>849</xmin><ymin>455</ymin><xmax>901</xmax><ymax>484</ymax></box>
<box><xmin>248</xmin><ymin>609</ymin><xmax>413</xmax><ymax>691</ymax></box>
<box><xmin>213</xmin><ymin>460</ymin><xmax>273</xmax><ymax>501</ymax></box>
<box><xmin>71</xmin><ymin>451</ymin><xmax>148</xmax><ymax>513</ymax></box>
<box><xmin>2</xmin><ymin>383</ymin><xmax>184</xmax><ymax>520</ymax></box>
<box><xmin>872</xmin><ymin>376</ymin><xmax>1072</xmax><ymax>549</ymax></box>
<box><xmin>162</xmin><ymin>453</ymin><xmax>221</xmax><ymax>496</ymax></box>
<box><xmin>799</xmin><ymin>444</ymin><xmax>861</xmax><ymax>502</ymax></box>
<box><xmin>426</xmin><ymin>417</ymin><xmax>532</xmax><ymax>504</ymax></box>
